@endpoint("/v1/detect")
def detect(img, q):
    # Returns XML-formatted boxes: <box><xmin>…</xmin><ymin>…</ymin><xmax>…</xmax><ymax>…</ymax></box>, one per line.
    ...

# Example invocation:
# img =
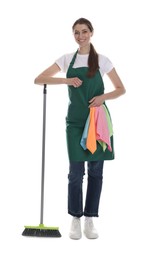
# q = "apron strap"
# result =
<box><xmin>68</xmin><ymin>50</ymin><xmax>78</xmax><ymax>68</ymax></box>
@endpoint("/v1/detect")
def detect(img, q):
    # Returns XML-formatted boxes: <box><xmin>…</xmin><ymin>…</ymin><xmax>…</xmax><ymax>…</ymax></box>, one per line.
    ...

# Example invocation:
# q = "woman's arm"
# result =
<box><xmin>34</xmin><ymin>63</ymin><xmax>65</xmax><ymax>85</ymax></box>
<box><xmin>103</xmin><ymin>68</ymin><xmax>126</xmax><ymax>100</ymax></box>
<box><xmin>89</xmin><ymin>68</ymin><xmax>126</xmax><ymax>107</ymax></box>
<box><xmin>34</xmin><ymin>63</ymin><xmax>82</xmax><ymax>87</ymax></box>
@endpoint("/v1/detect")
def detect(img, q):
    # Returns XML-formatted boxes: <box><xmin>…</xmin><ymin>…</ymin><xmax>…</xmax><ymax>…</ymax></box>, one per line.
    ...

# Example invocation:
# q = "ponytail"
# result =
<box><xmin>87</xmin><ymin>43</ymin><xmax>99</xmax><ymax>77</ymax></box>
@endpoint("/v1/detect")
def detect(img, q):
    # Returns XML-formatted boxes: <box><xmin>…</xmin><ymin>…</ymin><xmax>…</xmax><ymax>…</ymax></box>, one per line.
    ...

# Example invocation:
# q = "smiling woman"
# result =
<box><xmin>73</xmin><ymin>25</ymin><xmax>93</xmax><ymax>48</ymax></box>
<box><xmin>72</xmin><ymin>18</ymin><xmax>99</xmax><ymax>77</ymax></box>
<box><xmin>34</xmin><ymin>17</ymin><xmax>126</xmax><ymax>240</ymax></box>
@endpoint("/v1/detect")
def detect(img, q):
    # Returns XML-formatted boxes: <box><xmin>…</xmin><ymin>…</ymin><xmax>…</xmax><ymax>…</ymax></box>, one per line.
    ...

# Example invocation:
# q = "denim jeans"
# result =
<box><xmin>68</xmin><ymin>160</ymin><xmax>104</xmax><ymax>217</ymax></box>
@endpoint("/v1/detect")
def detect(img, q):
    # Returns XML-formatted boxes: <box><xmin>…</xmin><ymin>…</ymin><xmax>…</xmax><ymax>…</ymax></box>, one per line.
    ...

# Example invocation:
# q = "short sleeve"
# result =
<box><xmin>55</xmin><ymin>55</ymin><xmax>66</xmax><ymax>72</ymax></box>
<box><xmin>99</xmin><ymin>54</ymin><xmax>114</xmax><ymax>77</ymax></box>
<box><xmin>55</xmin><ymin>53</ymin><xmax>74</xmax><ymax>73</ymax></box>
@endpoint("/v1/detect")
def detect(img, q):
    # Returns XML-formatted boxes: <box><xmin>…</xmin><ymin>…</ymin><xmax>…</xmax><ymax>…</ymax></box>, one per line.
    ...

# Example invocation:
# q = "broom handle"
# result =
<box><xmin>40</xmin><ymin>84</ymin><xmax>47</xmax><ymax>225</ymax></box>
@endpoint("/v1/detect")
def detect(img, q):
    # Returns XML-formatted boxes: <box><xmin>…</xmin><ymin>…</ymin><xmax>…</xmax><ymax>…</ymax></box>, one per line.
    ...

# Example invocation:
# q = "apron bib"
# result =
<box><xmin>66</xmin><ymin>51</ymin><xmax>114</xmax><ymax>161</ymax></box>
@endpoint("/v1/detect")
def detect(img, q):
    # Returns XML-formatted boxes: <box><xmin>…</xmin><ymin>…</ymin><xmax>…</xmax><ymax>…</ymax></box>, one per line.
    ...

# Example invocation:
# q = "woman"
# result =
<box><xmin>34</xmin><ymin>17</ymin><xmax>126</xmax><ymax>239</ymax></box>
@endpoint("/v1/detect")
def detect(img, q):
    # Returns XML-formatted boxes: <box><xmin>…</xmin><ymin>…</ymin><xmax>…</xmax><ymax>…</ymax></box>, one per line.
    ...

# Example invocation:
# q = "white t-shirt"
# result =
<box><xmin>55</xmin><ymin>52</ymin><xmax>114</xmax><ymax>77</ymax></box>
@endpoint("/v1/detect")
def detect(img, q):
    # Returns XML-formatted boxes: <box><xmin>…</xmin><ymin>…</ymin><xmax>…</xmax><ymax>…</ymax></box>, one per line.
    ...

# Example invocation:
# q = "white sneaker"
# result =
<box><xmin>84</xmin><ymin>217</ymin><xmax>98</xmax><ymax>239</ymax></box>
<box><xmin>69</xmin><ymin>217</ymin><xmax>82</xmax><ymax>239</ymax></box>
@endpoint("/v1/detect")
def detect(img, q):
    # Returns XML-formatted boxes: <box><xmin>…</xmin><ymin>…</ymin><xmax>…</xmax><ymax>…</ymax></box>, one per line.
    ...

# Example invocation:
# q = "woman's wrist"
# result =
<box><xmin>62</xmin><ymin>78</ymin><xmax>68</xmax><ymax>84</ymax></box>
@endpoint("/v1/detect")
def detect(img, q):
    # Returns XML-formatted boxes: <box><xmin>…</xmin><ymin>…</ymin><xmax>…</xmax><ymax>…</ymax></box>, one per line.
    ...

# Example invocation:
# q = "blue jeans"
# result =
<box><xmin>68</xmin><ymin>161</ymin><xmax>104</xmax><ymax>217</ymax></box>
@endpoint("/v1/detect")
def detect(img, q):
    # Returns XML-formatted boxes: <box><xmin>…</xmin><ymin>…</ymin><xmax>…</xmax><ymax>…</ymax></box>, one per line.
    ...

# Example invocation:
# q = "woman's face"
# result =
<box><xmin>73</xmin><ymin>23</ymin><xmax>93</xmax><ymax>48</ymax></box>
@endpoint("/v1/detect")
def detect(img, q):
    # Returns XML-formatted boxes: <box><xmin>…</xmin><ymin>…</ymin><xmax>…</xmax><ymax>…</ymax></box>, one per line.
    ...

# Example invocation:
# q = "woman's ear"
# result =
<box><xmin>91</xmin><ymin>30</ymin><xmax>94</xmax><ymax>37</ymax></box>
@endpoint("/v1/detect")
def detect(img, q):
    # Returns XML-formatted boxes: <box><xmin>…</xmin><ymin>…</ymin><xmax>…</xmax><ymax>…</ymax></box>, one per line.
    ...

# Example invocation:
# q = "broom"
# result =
<box><xmin>22</xmin><ymin>84</ymin><xmax>61</xmax><ymax>237</ymax></box>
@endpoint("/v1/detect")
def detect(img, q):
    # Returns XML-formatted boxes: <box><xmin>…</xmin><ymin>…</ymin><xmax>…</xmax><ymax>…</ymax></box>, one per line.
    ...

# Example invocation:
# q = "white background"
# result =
<box><xmin>0</xmin><ymin>0</ymin><xmax>147</xmax><ymax>259</ymax></box>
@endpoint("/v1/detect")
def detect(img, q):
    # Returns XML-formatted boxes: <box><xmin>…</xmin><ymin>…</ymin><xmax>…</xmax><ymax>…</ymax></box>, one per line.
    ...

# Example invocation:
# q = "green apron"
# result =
<box><xmin>66</xmin><ymin>51</ymin><xmax>114</xmax><ymax>161</ymax></box>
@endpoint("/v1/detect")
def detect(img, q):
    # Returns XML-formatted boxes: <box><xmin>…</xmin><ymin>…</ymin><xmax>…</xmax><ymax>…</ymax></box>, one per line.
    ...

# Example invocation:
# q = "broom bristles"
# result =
<box><xmin>22</xmin><ymin>224</ymin><xmax>61</xmax><ymax>237</ymax></box>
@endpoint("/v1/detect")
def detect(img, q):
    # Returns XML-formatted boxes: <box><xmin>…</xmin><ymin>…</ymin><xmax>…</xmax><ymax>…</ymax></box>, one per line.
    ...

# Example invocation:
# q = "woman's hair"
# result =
<box><xmin>72</xmin><ymin>18</ymin><xmax>99</xmax><ymax>77</ymax></box>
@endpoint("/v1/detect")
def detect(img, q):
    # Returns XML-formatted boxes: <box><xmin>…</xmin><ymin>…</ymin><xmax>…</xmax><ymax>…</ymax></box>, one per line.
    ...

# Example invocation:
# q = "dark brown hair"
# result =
<box><xmin>72</xmin><ymin>18</ymin><xmax>99</xmax><ymax>77</ymax></box>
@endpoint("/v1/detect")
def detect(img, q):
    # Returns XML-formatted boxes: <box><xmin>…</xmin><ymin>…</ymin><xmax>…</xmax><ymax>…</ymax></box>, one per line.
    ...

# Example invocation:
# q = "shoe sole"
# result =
<box><xmin>69</xmin><ymin>233</ymin><xmax>82</xmax><ymax>240</ymax></box>
<box><xmin>83</xmin><ymin>230</ymin><xmax>98</xmax><ymax>239</ymax></box>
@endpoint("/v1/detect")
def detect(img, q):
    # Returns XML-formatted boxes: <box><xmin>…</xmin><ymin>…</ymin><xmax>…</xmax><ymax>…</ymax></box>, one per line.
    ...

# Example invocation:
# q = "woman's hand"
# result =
<box><xmin>66</xmin><ymin>77</ymin><xmax>83</xmax><ymax>88</ymax></box>
<box><xmin>88</xmin><ymin>95</ymin><xmax>105</xmax><ymax>108</ymax></box>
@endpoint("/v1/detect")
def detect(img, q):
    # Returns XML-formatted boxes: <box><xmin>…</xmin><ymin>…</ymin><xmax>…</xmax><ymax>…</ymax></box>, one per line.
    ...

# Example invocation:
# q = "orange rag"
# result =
<box><xmin>86</xmin><ymin>107</ymin><xmax>97</xmax><ymax>154</ymax></box>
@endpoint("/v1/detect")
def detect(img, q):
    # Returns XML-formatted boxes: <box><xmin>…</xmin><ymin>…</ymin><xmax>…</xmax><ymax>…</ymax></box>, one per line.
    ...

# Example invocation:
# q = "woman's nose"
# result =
<box><xmin>78</xmin><ymin>33</ymin><xmax>84</xmax><ymax>39</ymax></box>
